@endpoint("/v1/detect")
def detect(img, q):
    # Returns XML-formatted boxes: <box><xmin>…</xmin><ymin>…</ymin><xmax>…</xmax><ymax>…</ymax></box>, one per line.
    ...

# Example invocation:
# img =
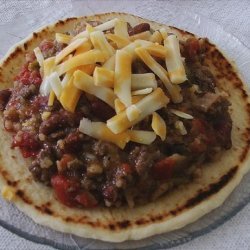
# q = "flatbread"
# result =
<box><xmin>0</xmin><ymin>12</ymin><xmax>249</xmax><ymax>242</ymax></box>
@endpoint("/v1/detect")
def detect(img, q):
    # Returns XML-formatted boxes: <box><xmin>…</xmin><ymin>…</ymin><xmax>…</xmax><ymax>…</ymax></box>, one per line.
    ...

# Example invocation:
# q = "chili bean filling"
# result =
<box><xmin>0</xmin><ymin>21</ymin><xmax>232</xmax><ymax>208</ymax></box>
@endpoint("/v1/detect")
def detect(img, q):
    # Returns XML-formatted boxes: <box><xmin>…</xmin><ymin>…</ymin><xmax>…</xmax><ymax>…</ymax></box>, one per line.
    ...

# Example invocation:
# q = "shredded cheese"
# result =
<box><xmin>60</xmin><ymin>75</ymin><xmax>81</xmax><ymax>112</ymax></box>
<box><xmin>114</xmin><ymin>19</ymin><xmax>129</xmax><ymax>39</ymax></box>
<box><xmin>79</xmin><ymin>118</ymin><xmax>129</xmax><ymax>149</ymax></box>
<box><xmin>73</xmin><ymin>18</ymin><xmax>119</xmax><ymax>40</ymax></box>
<box><xmin>145</xmin><ymin>44</ymin><xmax>167</xmax><ymax>58</ymax></box>
<box><xmin>114</xmin><ymin>50</ymin><xmax>132</xmax><ymax>107</ymax></box>
<box><xmin>93</xmin><ymin>67</ymin><xmax>114</xmax><ymax>88</ymax></box>
<box><xmin>114</xmin><ymin>96</ymin><xmax>144</xmax><ymax>114</ymax></box>
<box><xmin>150</xmin><ymin>30</ymin><xmax>163</xmax><ymax>43</ymax></box>
<box><xmin>152</xmin><ymin>112</ymin><xmax>167</xmax><ymax>140</ymax></box>
<box><xmin>107</xmin><ymin>88</ymin><xmax>169</xmax><ymax>134</ymax></box>
<box><xmin>131</xmin><ymin>73</ymin><xmax>157</xmax><ymax>90</ymax></box>
<box><xmin>48</xmin><ymin>72</ymin><xmax>62</xmax><ymax>99</ymax></box>
<box><xmin>126</xmin><ymin>104</ymin><xmax>141</xmax><ymax>121</ymax></box>
<box><xmin>55</xmin><ymin>38</ymin><xmax>88</xmax><ymax>64</ymax></box>
<box><xmin>34</xmin><ymin>47</ymin><xmax>44</xmax><ymax>71</ymax></box>
<box><xmin>103</xmin><ymin>54</ymin><xmax>115</xmax><ymax>70</ymax></box>
<box><xmin>55</xmin><ymin>33</ymin><xmax>72</xmax><ymax>44</ymax></box>
<box><xmin>106</xmin><ymin>33</ymin><xmax>130</xmax><ymax>49</ymax></box>
<box><xmin>135</xmin><ymin>47</ymin><xmax>183</xmax><ymax>103</ymax></box>
<box><xmin>159</xmin><ymin>28</ymin><xmax>168</xmax><ymax>39</ymax></box>
<box><xmin>90</xmin><ymin>31</ymin><xmax>115</xmax><ymax>59</ymax></box>
<box><xmin>127</xmin><ymin>130</ymin><xmax>156</xmax><ymax>144</ymax></box>
<box><xmin>170</xmin><ymin>109</ymin><xmax>194</xmax><ymax>119</ymax></box>
<box><xmin>175</xmin><ymin>120</ymin><xmax>187</xmax><ymax>135</ymax></box>
<box><xmin>132</xmin><ymin>88</ymin><xmax>153</xmax><ymax>96</ymax></box>
<box><xmin>164</xmin><ymin>35</ymin><xmax>187</xmax><ymax>84</ymax></box>
<box><xmin>74</xmin><ymin>41</ymin><xmax>92</xmax><ymax>55</ymax></box>
<box><xmin>56</xmin><ymin>49</ymin><xmax>105</xmax><ymax>76</ymax></box>
<box><xmin>74</xmin><ymin>70</ymin><xmax>116</xmax><ymax>108</ymax></box>
<box><xmin>130</xmin><ymin>31</ymin><xmax>151</xmax><ymax>41</ymax></box>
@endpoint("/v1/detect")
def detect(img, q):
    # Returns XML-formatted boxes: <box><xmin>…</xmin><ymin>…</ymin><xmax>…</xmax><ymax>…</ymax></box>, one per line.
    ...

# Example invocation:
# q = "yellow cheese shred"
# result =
<box><xmin>152</xmin><ymin>112</ymin><xmax>167</xmax><ymax>140</ymax></box>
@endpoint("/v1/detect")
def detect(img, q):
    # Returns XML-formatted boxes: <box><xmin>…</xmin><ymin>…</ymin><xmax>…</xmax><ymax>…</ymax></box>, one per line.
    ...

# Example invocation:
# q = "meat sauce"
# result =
<box><xmin>0</xmin><ymin>22</ymin><xmax>233</xmax><ymax>208</ymax></box>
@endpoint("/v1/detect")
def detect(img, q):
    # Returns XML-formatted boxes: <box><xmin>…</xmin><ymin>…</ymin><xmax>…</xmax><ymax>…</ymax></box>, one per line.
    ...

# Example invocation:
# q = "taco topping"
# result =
<box><xmin>0</xmin><ymin>18</ymin><xmax>232</xmax><ymax>208</ymax></box>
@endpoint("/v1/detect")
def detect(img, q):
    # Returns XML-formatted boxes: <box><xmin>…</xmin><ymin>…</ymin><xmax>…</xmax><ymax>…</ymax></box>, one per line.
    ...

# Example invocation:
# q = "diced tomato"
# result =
<box><xmin>75</xmin><ymin>191</ymin><xmax>98</xmax><ymax>208</ymax></box>
<box><xmin>51</xmin><ymin>175</ymin><xmax>78</xmax><ymax>207</ymax></box>
<box><xmin>152</xmin><ymin>157</ymin><xmax>175</xmax><ymax>180</ymax></box>
<box><xmin>15</xmin><ymin>65</ymin><xmax>42</xmax><ymax>85</ymax></box>
<box><xmin>102</xmin><ymin>185</ymin><xmax>117</xmax><ymax>202</ymax></box>
<box><xmin>191</xmin><ymin>119</ymin><xmax>207</xmax><ymax>135</ymax></box>
<box><xmin>90</xmin><ymin>99</ymin><xmax>115</xmax><ymax>121</ymax></box>
<box><xmin>12</xmin><ymin>132</ymin><xmax>41</xmax><ymax>158</ymax></box>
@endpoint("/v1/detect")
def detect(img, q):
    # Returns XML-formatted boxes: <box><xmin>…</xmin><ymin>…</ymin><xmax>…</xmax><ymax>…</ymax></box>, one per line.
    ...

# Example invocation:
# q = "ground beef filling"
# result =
<box><xmin>0</xmin><ymin>22</ymin><xmax>232</xmax><ymax>208</ymax></box>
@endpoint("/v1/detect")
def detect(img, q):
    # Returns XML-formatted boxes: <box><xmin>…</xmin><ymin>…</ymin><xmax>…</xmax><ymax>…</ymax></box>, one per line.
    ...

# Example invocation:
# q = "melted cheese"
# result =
<box><xmin>106</xmin><ymin>33</ymin><xmax>130</xmax><ymax>49</ymax></box>
<box><xmin>130</xmin><ymin>31</ymin><xmax>151</xmax><ymax>41</ymax></box>
<box><xmin>74</xmin><ymin>70</ymin><xmax>116</xmax><ymax>108</ymax></box>
<box><xmin>79</xmin><ymin>118</ymin><xmax>129</xmax><ymax>149</ymax></box>
<box><xmin>150</xmin><ymin>30</ymin><xmax>163</xmax><ymax>44</ymax></box>
<box><xmin>126</xmin><ymin>105</ymin><xmax>141</xmax><ymax>121</ymax></box>
<box><xmin>73</xmin><ymin>18</ymin><xmax>119</xmax><ymax>40</ymax></box>
<box><xmin>93</xmin><ymin>67</ymin><xmax>114</xmax><ymax>88</ymax></box>
<box><xmin>164</xmin><ymin>35</ymin><xmax>187</xmax><ymax>84</ymax></box>
<box><xmin>152</xmin><ymin>112</ymin><xmax>166</xmax><ymax>140</ymax></box>
<box><xmin>56</xmin><ymin>50</ymin><xmax>105</xmax><ymax>76</ymax></box>
<box><xmin>55</xmin><ymin>33</ymin><xmax>72</xmax><ymax>44</ymax></box>
<box><xmin>132</xmin><ymin>88</ymin><xmax>153</xmax><ymax>95</ymax></box>
<box><xmin>114</xmin><ymin>50</ymin><xmax>132</xmax><ymax>107</ymax></box>
<box><xmin>131</xmin><ymin>73</ymin><xmax>157</xmax><ymax>90</ymax></box>
<box><xmin>60</xmin><ymin>75</ymin><xmax>81</xmax><ymax>112</ymax></box>
<box><xmin>127</xmin><ymin>130</ymin><xmax>156</xmax><ymax>144</ymax></box>
<box><xmin>135</xmin><ymin>47</ymin><xmax>183</xmax><ymax>103</ymax></box>
<box><xmin>107</xmin><ymin>88</ymin><xmax>169</xmax><ymax>134</ymax></box>
<box><xmin>90</xmin><ymin>31</ymin><xmax>115</xmax><ymax>59</ymax></box>
<box><xmin>55</xmin><ymin>38</ymin><xmax>88</xmax><ymax>64</ymax></box>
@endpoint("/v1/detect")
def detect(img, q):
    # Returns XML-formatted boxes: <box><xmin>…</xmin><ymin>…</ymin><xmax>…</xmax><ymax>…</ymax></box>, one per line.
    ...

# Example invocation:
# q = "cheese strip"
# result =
<box><xmin>55</xmin><ymin>38</ymin><xmax>88</xmax><ymax>64</ymax></box>
<box><xmin>164</xmin><ymin>35</ymin><xmax>187</xmax><ymax>84</ymax></box>
<box><xmin>127</xmin><ymin>130</ymin><xmax>156</xmax><ymax>145</ymax></box>
<box><xmin>114</xmin><ymin>19</ymin><xmax>129</xmax><ymax>39</ymax></box>
<box><xmin>170</xmin><ymin>109</ymin><xmax>194</xmax><ymax>119</ymax></box>
<box><xmin>60</xmin><ymin>75</ymin><xmax>81</xmax><ymax>113</ymax></box>
<box><xmin>74</xmin><ymin>70</ymin><xmax>116</xmax><ymax>108</ymax></box>
<box><xmin>79</xmin><ymin>118</ymin><xmax>129</xmax><ymax>149</ymax></box>
<box><xmin>175</xmin><ymin>121</ymin><xmax>187</xmax><ymax>135</ymax></box>
<box><xmin>106</xmin><ymin>34</ymin><xmax>130</xmax><ymax>49</ymax></box>
<box><xmin>40</xmin><ymin>57</ymin><xmax>56</xmax><ymax>96</ymax></box>
<box><xmin>73</xmin><ymin>18</ymin><xmax>119</xmax><ymax>40</ymax></box>
<box><xmin>159</xmin><ymin>28</ymin><xmax>168</xmax><ymax>39</ymax></box>
<box><xmin>121</xmin><ymin>41</ymin><xmax>141</xmax><ymax>60</ymax></box>
<box><xmin>152</xmin><ymin>112</ymin><xmax>166</xmax><ymax>140</ymax></box>
<box><xmin>114</xmin><ymin>96</ymin><xmax>144</xmax><ymax>114</ymax></box>
<box><xmin>34</xmin><ymin>47</ymin><xmax>44</xmax><ymax>70</ymax></box>
<box><xmin>107</xmin><ymin>88</ymin><xmax>169</xmax><ymax>134</ymax></box>
<box><xmin>126</xmin><ymin>105</ymin><xmax>141</xmax><ymax>121</ymax></box>
<box><xmin>90</xmin><ymin>31</ymin><xmax>115</xmax><ymax>60</ymax></box>
<box><xmin>103</xmin><ymin>54</ymin><xmax>115</xmax><ymax>70</ymax></box>
<box><xmin>48</xmin><ymin>72</ymin><xmax>62</xmax><ymax>99</ymax></box>
<box><xmin>145</xmin><ymin>44</ymin><xmax>167</xmax><ymax>58</ymax></box>
<box><xmin>48</xmin><ymin>91</ymin><xmax>55</xmax><ymax>106</ymax></box>
<box><xmin>56</xmin><ymin>50</ymin><xmax>105</xmax><ymax>76</ymax></box>
<box><xmin>135</xmin><ymin>47</ymin><xmax>183</xmax><ymax>103</ymax></box>
<box><xmin>130</xmin><ymin>31</ymin><xmax>151</xmax><ymax>41</ymax></box>
<box><xmin>150</xmin><ymin>30</ymin><xmax>163</xmax><ymax>44</ymax></box>
<box><xmin>55</xmin><ymin>33</ymin><xmax>72</xmax><ymax>44</ymax></box>
<box><xmin>131</xmin><ymin>73</ymin><xmax>157</xmax><ymax>90</ymax></box>
<box><xmin>93</xmin><ymin>67</ymin><xmax>114</xmax><ymax>88</ymax></box>
<box><xmin>62</xmin><ymin>71</ymin><xmax>73</xmax><ymax>88</ymax></box>
<box><xmin>114</xmin><ymin>50</ymin><xmax>132</xmax><ymax>107</ymax></box>
<box><xmin>74</xmin><ymin>41</ymin><xmax>92</xmax><ymax>55</ymax></box>
<box><xmin>132</xmin><ymin>88</ymin><xmax>153</xmax><ymax>95</ymax></box>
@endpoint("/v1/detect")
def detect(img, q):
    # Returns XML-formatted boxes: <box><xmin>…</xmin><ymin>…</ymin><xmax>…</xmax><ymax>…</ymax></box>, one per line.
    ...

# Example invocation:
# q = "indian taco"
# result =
<box><xmin>0</xmin><ymin>12</ymin><xmax>249</xmax><ymax>242</ymax></box>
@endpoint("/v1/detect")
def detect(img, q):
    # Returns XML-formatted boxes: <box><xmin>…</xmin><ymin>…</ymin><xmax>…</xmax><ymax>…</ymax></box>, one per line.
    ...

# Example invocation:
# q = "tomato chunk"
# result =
<box><xmin>75</xmin><ymin>191</ymin><xmax>98</xmax><ymax>208</ymax></box>
<box><xmin>15</xmin><ymin>65</ymin><xmax>42</xmax><ymax>85</ymax></box>
<box><xmin>152</xmin><ymin>157</ymin><xmax>175</xmax><ymax>180</ymax></box>
<box><xmin>51</xmin><ymin>175</ymin><xmax>78</xmax><ymax>207</ymax></box>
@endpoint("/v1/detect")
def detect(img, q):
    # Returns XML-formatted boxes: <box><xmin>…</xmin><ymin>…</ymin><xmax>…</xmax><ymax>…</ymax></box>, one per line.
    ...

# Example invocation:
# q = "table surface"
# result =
<box><xmin>0</xmin><ymin>0</ymin><xmax>249</xmax><ymax>249</ymax></box>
